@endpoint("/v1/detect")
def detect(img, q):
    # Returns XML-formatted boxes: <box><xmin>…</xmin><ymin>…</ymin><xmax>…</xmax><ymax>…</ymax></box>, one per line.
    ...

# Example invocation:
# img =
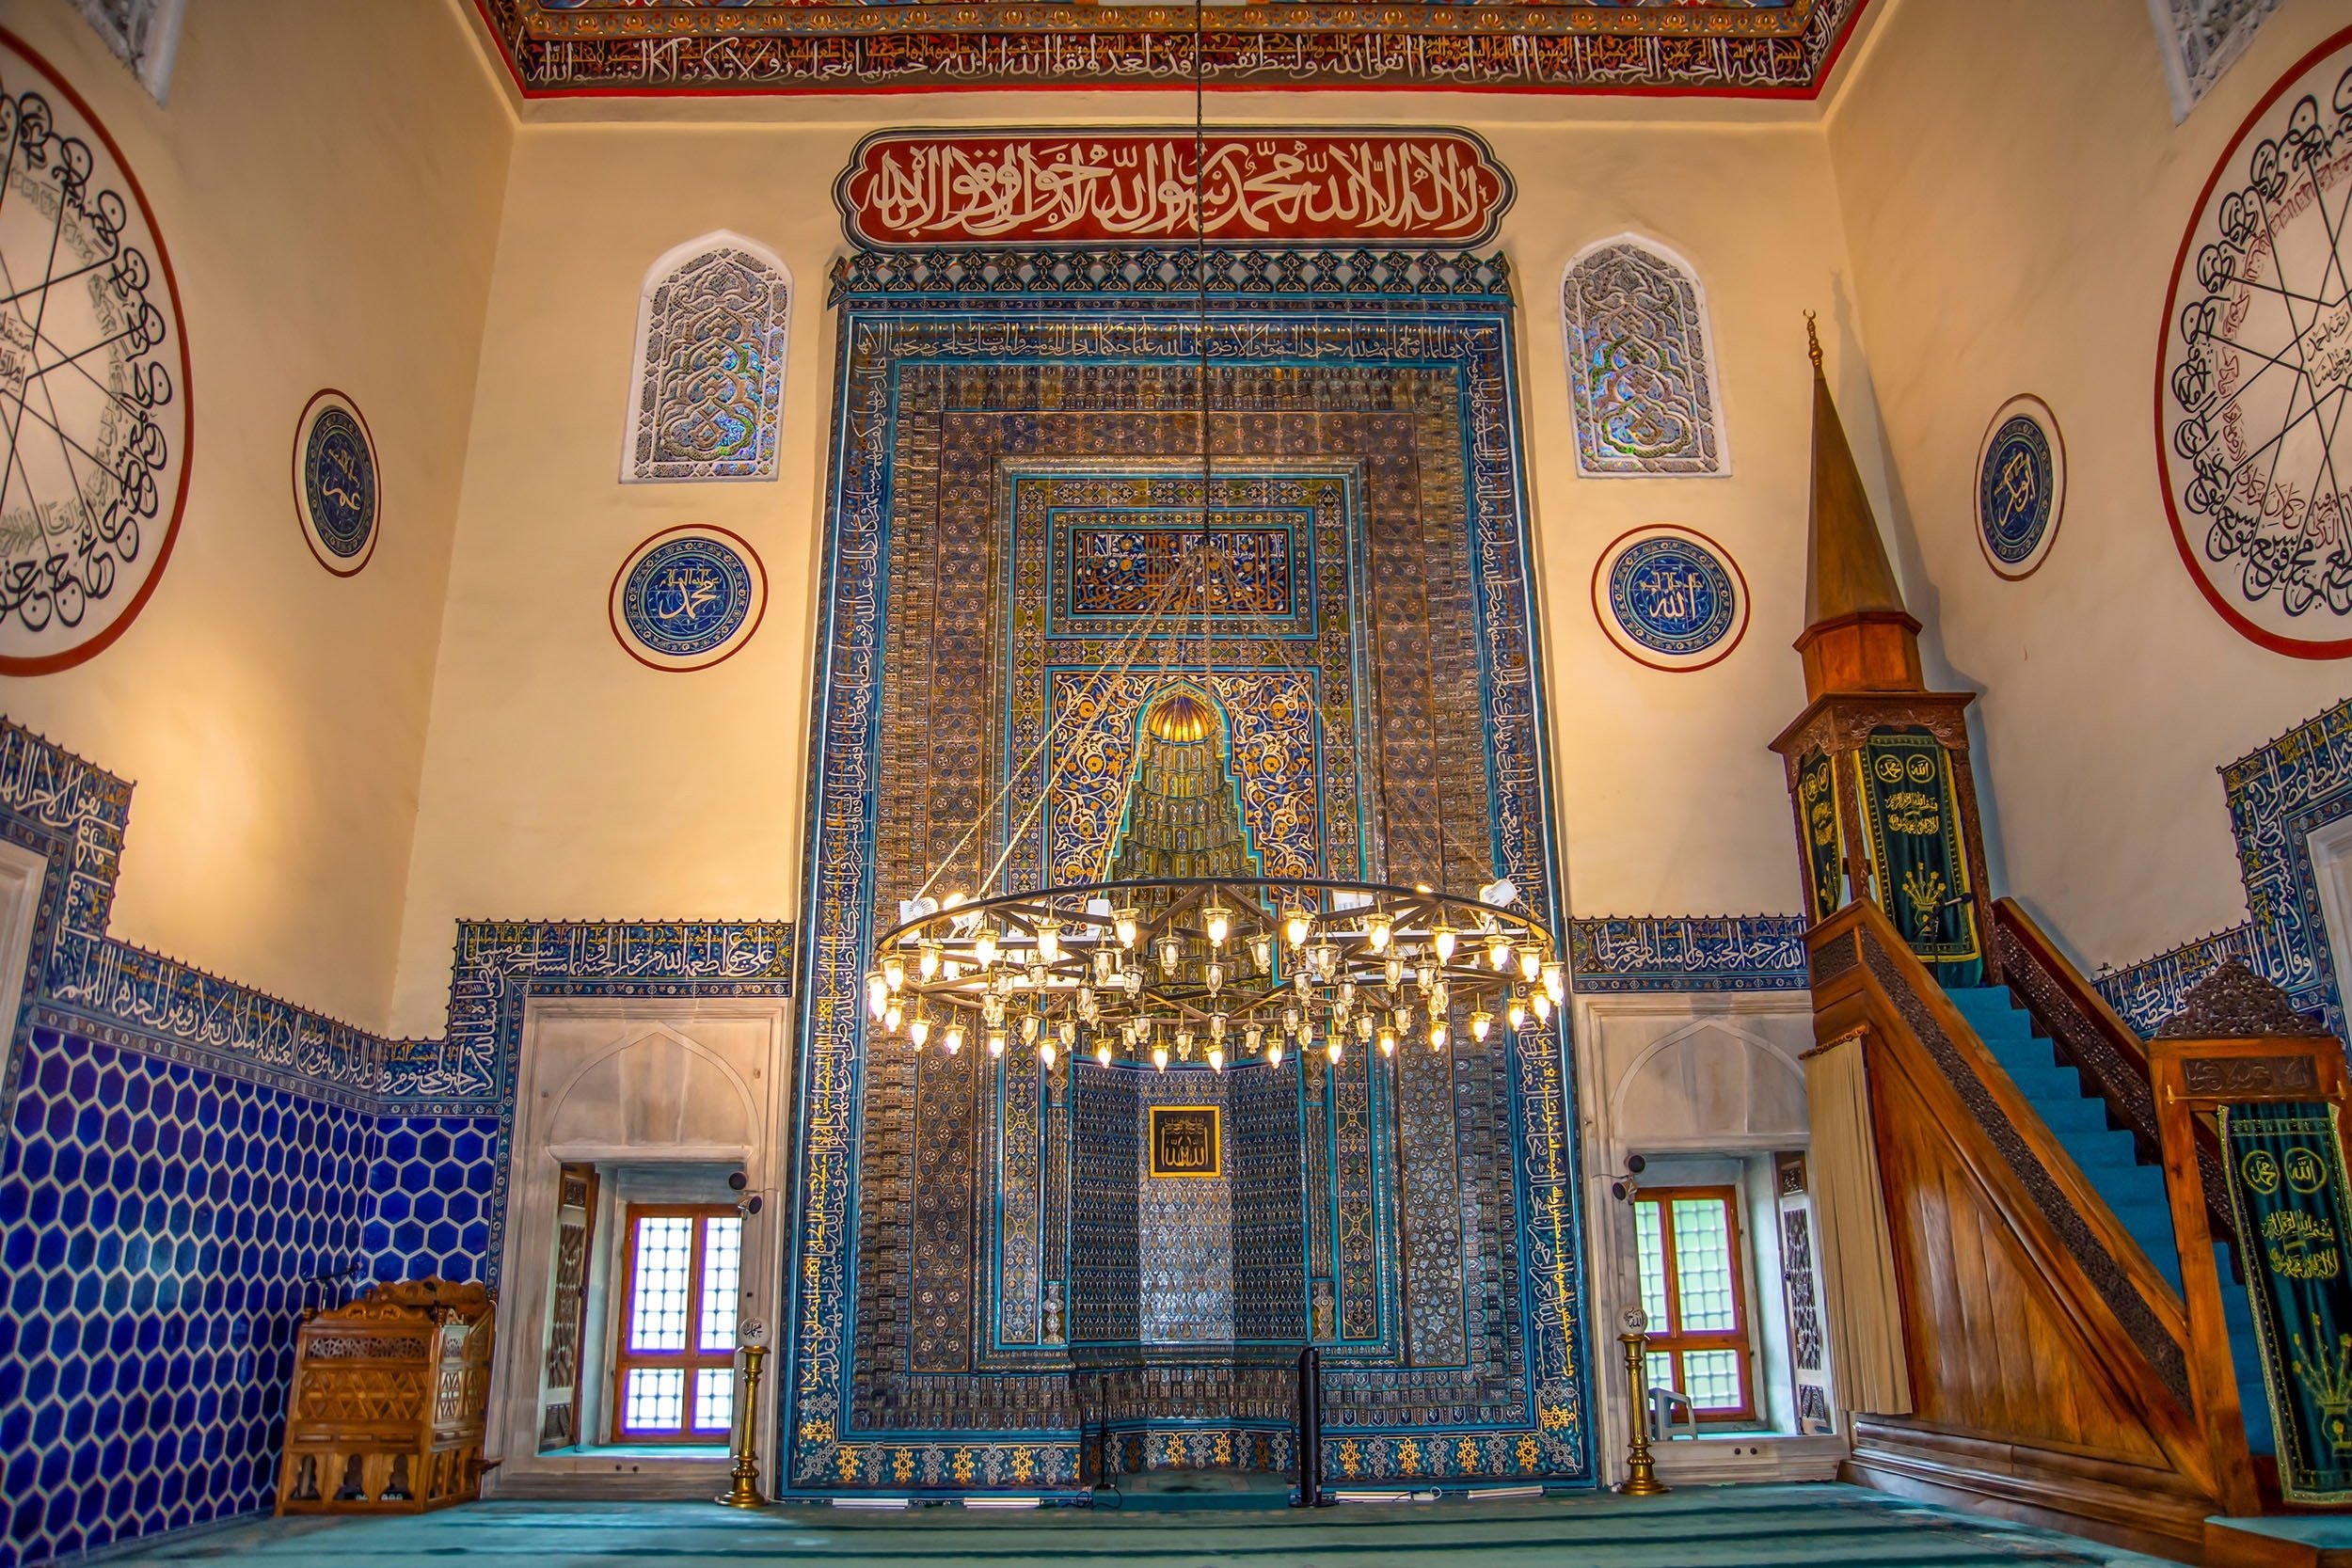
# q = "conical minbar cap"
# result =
<box><xmin>1804</xmin><ymin>356</ymin><xmax>1907</xmax><ymax>628</ymax></box>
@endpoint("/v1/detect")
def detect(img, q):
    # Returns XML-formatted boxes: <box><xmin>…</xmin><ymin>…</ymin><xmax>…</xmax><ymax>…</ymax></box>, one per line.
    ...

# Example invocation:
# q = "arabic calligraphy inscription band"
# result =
<box><xmin>835</xmin><ymin>128</ymin><xmax>1513</xmax><ymax>249</ymax></box>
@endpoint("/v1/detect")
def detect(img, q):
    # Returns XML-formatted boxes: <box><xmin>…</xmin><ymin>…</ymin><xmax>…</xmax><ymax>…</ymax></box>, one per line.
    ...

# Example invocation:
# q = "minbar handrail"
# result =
<box><xmin>1992</xmin><ymin>898</ymin><xmax>2240</xmax><ymax>1262</ymax></box>
<box><xmin>1807</xmin><ymin>899</ymin><xmax>2253</xmax><ymax>1520</ymax></box>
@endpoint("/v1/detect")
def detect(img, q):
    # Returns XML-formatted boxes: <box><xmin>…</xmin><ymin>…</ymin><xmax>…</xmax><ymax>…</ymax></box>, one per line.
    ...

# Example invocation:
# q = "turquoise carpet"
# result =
<box><xmin>101</xmin><ymin>1484</ymin><xmax>2170</xmax><ymax>1565</ymax></box>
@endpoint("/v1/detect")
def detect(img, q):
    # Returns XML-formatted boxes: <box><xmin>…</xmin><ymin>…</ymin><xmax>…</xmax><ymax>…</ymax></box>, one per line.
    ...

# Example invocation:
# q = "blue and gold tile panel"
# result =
<box><xmin>2099</xmin><ymin>926</ymin><xmax>2260</xmax><ymax>1038</ymax></box>
<box><xmin>2096</xmin><ymin>697</ymin><xmax>2352</xmax><ymax>1038</ymax></box>
<box><xmin>1568</xmin><ymin>915</ymin><xmax>1810</xmax><ymax>993</ymax></box>
<box><xmin>1049</xmin><ymin>505</ymin><xmax>1313</xmax><ymax>640</ymax></box>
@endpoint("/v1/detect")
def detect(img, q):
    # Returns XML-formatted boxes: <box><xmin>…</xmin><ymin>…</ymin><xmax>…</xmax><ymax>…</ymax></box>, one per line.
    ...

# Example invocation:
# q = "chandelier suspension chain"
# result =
<box><xmin>911</xmin><ymin>538</ymin><xmax>1216</xmax><ymax>910</ymax></box>
<box><xmin>867</xmin><ymin>0</ymin><xmax>1564</xmax><ymax>1078</ymax></box>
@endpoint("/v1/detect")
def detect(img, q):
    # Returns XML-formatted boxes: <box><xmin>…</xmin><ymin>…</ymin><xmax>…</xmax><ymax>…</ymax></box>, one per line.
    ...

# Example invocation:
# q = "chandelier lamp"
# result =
<box><xmin>867</xmin><ymin>876</ymin><xmax>1563</xmax><ymax>1074</ymax></box>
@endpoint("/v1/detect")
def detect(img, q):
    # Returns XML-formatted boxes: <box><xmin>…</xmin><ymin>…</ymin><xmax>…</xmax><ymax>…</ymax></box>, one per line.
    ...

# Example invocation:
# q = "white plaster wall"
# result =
<box><xmin>0</xmin><ymin>0</ymin><xmax>513</xmax><ymax>1027</ymax></box>
<box><xmin>389</xmin><ymin>99</ymin><xmax>1883</xmax><ymax>1028</ymax></box>
<box><xmin>1824</xmin><ymin>0</ymin><xmax>2352</xmax><ymax>971</ymax></box>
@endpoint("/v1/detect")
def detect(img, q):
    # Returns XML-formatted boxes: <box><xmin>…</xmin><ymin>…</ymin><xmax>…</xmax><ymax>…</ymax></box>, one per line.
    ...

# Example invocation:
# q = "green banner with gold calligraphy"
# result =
<box><xmin>1799</xmin><ymin>750</ymin><xmax>1842</xmax><ymax>923</ymax></box>
<box><xmin>1856</xmin><ymin>727</ymin><xmax>1981</xmax><ymax>986</ymax></box>
<box><xmin>2220</xmin><ymin>1101</ymin><xmax>2352</xmax><ymax>1503</ymax></box>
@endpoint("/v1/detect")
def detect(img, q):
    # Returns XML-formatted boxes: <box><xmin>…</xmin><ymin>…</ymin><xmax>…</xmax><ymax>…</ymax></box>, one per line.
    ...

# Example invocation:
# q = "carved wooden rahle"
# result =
<box><xmin>276</xmin><ymin>1277</ymin><xmax>496</xmax><ymax>1516</ymax></box>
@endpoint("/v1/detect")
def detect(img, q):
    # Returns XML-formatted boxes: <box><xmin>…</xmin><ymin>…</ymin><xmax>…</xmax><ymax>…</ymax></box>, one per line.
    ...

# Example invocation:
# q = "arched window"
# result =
<box><xmin>1561</xmin><ymin>236</ymin><xmax>1728</xmax><ymax>477</ymax></box>
<box><xmin>622</xmin><ymin>232</ymin><xmax>791</xmax><ymax>483</ymax></box>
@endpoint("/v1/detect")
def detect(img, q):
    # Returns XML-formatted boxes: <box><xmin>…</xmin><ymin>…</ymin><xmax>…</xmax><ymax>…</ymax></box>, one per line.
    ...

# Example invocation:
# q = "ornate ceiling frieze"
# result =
<box><xmin>474</xmin><ymin>0</ymin><xmax>1867</xmax><ymax>95</ymax></box>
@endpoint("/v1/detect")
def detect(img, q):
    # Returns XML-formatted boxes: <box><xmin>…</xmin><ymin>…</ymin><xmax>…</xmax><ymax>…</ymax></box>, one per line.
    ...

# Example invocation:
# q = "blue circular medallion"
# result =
<box><xmin>1979</xmin><ymin>417</ymin><xmax>2053</xmax><ymax>567</ymax></box>
<box><xmin>620</xmin><ymin>536</ymin><xmax>755</xmax><ymax>658</ymax></box>
<box><xmin>1976</xmin><ymin>395</ymin><xmax>2065</xmax><ymax>579</ymax></box>
<box><xmin>1607</xmin><ymin>536</ymin><xmax>1738</xmax><ymax>657</ymax></box>
<box><xmin>293</xmin><ymin>391</ymin><xmax>380</xmax><ymax>576</ymax></box>
<box><xmin>302</xmin><ymin>408</ymin><xmax>376</xmax><ymax>560</ymax></box>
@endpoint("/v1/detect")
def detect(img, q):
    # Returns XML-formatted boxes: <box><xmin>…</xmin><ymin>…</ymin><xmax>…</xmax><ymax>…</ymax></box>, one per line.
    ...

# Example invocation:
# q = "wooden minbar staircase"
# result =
<box><xmin>1811</xmin><ymin>899</ymin><xmax>2352</xmax><ymax>1564</ymax></box>
<box><xmin>1772</xmin><ymin>321</ymin><xmax>2352</xmax><ymax>1564</ymax></box>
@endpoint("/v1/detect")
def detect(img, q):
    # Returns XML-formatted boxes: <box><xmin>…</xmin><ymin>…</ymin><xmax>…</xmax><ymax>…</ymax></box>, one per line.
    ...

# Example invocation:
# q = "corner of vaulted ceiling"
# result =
<box><xmin>447</xmin><ymin>0</ymin><xmax>527</xmax><ymax>128</ymax></box>
<box><xmin>1813</xmin><ymin>0</ymin><xmax>1899</xmax><ymax>126</ymax></box>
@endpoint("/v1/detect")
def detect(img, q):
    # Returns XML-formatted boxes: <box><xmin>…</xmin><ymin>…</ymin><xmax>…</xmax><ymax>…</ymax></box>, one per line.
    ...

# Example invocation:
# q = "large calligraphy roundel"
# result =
<box><xmin>2158</xmin><ymin>26</ymin><xmax>2352</xmax><ymax>658</ymax></box>
<box><xmin>0</xmin><ymin>32</ymin><xmax>191</xmax><ymax>675</ymax></box>
<box><xmin>1590</xmin><ymin>524</ymin><xmax>1748</xmax><ymax>673</ymax></box>
<box><xmin>609</xmin><ymin>524</ymin><xmax>767</xmax><ymax>673</ymax></box>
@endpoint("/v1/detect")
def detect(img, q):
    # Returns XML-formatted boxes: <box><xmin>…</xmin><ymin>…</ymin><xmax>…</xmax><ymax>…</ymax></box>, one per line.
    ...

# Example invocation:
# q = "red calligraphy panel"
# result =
<box><xmin>836</xmin><ymin>129</ymin><xmax>1512</xmax><ymax>248</ymax></box>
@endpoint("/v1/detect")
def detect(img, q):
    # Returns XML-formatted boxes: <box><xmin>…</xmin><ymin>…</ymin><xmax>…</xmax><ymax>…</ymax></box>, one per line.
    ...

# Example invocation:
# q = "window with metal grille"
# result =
<box><xmin>1632</xmin><ymin>1186</ymin><xmax>1756</xmax><ymax>1422</ymax></box>
<box><xmin>613</xmin><ymin>1206</ymin><xmax>742</xmax><ymax>1441</ymax></box>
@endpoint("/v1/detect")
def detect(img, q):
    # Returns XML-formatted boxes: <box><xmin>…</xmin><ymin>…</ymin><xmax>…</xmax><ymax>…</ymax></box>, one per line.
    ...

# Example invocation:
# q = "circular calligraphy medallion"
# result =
<box><xmin>1589</xmin><ymin>525</ymin><xmax>1749</xmax><ymax>673</ymax></box>
<box><xmin>292</xmin><ymin>390</ymin><xmax>379</xmax><ymax>576</ymax></box>
<box><xmin>609</xmin><ymin>524</ymin><xmax>766</xmax><ymax>672</ymax></box>
<box><xmin>2157</xmin><ymin>26</ymin><xmax>2352</xmax><ymax>657</ymax></box>
<box><xmin>0</xmin><ymin>31</ymin><xmax>193</xmax><ymax>674</ymax></box>
<box><xmin>1975</xmin><ymin>395</ymin><xmax>2064</xmax><ymax>579</ymax></box>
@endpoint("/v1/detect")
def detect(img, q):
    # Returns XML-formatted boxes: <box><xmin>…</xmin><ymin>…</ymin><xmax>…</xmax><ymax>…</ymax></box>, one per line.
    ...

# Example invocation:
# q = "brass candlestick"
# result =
<box><xmin>717</xmin><ymin>1343</ymin><xmax>771</xmax><ymax>1509</ymax></box>
<box><xmin>1614</xmin><ymin>1328</ymin><xmax>1669</xmax><ymax>1497</ymax></box>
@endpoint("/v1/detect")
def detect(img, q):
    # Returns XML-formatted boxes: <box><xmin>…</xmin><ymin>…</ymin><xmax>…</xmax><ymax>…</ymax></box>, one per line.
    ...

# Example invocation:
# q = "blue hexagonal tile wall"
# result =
<box><xmin>0</xmin><ymin>1029</ymin><xmax>369</xmax><ymax>1566</ymax></box>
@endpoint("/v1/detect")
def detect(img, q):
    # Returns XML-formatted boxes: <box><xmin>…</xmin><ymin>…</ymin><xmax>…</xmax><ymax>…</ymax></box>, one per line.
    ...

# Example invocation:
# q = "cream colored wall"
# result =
<box><xmin>1825</xmin><ymin>0</ymin><xmax>2351</xmax><ymax>970</ymax></box>
<box><xmin>1498</xmin><ymin>120</ymin><xmax>1870</xmax><ymax>927</ymax></box>
<box><xmin>0</xmin><ymin>0</ymin><xmax>512</xmax><ymax>1027</ymax></box>
<box><xmin>389</xmin><ymin>101</ymin><xmax>1880</xmax><ymax>1031</ymax></box>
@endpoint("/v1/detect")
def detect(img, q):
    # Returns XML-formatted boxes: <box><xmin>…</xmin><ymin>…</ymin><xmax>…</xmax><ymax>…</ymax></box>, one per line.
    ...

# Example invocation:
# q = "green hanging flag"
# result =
<box><xmin>1798</xmin><ymin>750</ymin><xmax>1842</xmax><ymax>922</ymax></box>
<box><xmin>2220</xmin><ymin>1101</ymin><xmax>2352</xmax><ymax>1504</ymax></box>
<box><xmin>1855</xmin><ymin>727</ymin><xmax>1981</xmax><ymax>986</ymax></box>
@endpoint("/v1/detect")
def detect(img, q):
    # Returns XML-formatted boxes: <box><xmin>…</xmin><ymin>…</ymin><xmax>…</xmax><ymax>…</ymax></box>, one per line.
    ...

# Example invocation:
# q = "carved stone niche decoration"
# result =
<box><xmin>2154</xmin><ymin>960</ymin><xmax>2329</xmax><ymax>1042</ymax></box>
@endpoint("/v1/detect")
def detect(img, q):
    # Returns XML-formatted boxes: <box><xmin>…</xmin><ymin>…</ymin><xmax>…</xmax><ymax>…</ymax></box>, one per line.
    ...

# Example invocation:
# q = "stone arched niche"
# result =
<box><xmin>1611</xmin><ymin>1018</ymin><xmax>1808</xmax><ymax>1148</ymax></box>
<box><xmin>546</xmin><ymin>1024</ymin><xmax>757</xmax><ymax>1152</ymax></box>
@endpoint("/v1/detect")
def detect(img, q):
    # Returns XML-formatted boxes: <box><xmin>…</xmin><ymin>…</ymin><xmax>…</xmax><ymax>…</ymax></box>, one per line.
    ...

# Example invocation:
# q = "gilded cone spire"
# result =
<box><xmin>1803</xmin><ymin>311</ymin><xmax>1908</xmax><ymax>629</ymax></box>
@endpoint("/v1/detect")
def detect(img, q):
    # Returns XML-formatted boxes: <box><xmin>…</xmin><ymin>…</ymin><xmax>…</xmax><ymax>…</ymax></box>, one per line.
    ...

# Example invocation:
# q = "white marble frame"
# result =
<box><xmin>1568</xmin><ymin>990</ymin><xmax>1843</xmax><ymax>1486</ymax></box>
<box><xmin>0</xmin><ymin>836</ymin><xmax>49</xmax><ymax>1084</ymax></box>
<box><xmin>484</xmin><ymin>997</ymin><xmax>791</xmax><ymax>1498</ymax></box>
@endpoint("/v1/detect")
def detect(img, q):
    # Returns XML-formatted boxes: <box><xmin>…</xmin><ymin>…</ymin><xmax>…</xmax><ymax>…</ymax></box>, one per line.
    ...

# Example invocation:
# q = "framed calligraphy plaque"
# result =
<box><xmin>0</xmin><ymin>30</ymin><xmax>192</xmax><ymax>674</ymax></box>
<box><xmin>1975</xmin><ymin>393</ymin><xmax>2063</xmax><ymax>580</ymax></box>
<box><xmin>835</xmin><ymin>129</ymin><xmax>1512</xmax><ymax>249</ymax></box>
<box><xmin>608</xmin><ymin>524</ymin><xmax>768</xmax><ymax>673</ymax></box>
<box><xmin>293</xmin><ymin>390</ymin><xmax>379</xmax><ymax>578</ymax></box>
<box><xmin>1588</xmin><ymin>525</ymin><xmax>1748</xmax><ymax>673</ymax></box>
<box><xmin>1148</xmin><ymin>1104</ymin><xmax>1221</xmax><ymax>1180</ymax></box>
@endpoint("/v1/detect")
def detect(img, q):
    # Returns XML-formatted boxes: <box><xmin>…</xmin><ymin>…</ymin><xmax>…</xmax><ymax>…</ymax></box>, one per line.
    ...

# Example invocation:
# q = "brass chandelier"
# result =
<box><xmin>869</xmin><ymin>874</ymin><xmax>1563</xmax><ymax>1074</ymax></box>
<box><xmin>860</xmin><ymin>0</ymin><xmax>1561</xmax><ymax>1075</ymax></box>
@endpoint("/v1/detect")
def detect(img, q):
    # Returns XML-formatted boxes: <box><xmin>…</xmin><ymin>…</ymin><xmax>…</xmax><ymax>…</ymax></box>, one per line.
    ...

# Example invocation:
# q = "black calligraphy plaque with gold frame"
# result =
<box><xmin>1149</xmin><ymin>1105</ymin><xmax>1220</xmax><ymax>1179</ymax></box>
